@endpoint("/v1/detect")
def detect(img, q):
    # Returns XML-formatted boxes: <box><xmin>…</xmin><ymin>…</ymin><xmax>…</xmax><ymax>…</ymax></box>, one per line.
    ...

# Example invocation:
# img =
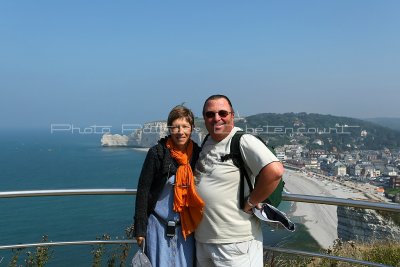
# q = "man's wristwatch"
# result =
<box><xmin>247</xmin><ymin>196</ymin><xmax>256</xmax><ymax>208</ymax></box>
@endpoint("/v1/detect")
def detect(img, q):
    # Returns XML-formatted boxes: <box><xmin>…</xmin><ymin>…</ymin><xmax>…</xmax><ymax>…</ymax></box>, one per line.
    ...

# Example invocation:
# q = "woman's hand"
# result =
<box><xmin>136</xmin><ymin>236</ymin><xmax>145</xmax><ymax>246</ymax></box>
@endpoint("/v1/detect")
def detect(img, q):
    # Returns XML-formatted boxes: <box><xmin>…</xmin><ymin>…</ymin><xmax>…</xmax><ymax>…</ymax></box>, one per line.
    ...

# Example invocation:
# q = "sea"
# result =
<box><xmin>0</xmin><ymin>129</ymin><xmax>320</xmax><ymax>266</ymax></box>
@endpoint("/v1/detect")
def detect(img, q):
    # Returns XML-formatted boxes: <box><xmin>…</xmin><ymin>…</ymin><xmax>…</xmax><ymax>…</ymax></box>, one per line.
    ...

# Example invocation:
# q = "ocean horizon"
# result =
<box><xmin>0</xmin><ymin>130</ymin><xmax>320</xmax><ymax>266</ymax></box>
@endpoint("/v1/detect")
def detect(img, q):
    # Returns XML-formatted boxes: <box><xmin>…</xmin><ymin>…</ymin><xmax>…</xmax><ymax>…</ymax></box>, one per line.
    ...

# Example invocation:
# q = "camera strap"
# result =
<box><xmin>151</xmin><ymin>211</ymin><xmax>181</xmax><ymax>226</ymax></box>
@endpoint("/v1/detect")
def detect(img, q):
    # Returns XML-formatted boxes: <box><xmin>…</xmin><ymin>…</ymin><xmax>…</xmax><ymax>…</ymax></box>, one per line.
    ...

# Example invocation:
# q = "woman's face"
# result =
<box><xmin>169</xmin><ymin>117</ymin><xmax>192</xmax><ymax>150</ymax></box>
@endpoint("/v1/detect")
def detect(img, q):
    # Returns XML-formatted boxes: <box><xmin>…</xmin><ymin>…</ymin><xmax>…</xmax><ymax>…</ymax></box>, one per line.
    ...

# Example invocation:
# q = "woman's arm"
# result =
<box><xmin>134</xmin><ymin>147</ymin><xmax>158</xmax><ymax>239</ymax></box>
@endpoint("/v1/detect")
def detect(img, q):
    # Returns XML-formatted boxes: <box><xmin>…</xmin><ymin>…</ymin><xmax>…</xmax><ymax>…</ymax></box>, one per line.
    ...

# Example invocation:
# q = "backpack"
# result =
<box><xmin>201</xmin><ymin>131</ymin><xmax>285</xmax><ymax>208</ymax></box>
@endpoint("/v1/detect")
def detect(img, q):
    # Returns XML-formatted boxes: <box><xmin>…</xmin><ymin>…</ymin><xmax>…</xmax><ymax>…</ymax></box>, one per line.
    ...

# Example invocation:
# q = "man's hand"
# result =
<box><xmin>246</xmin><ymin>161</ymin><xmax>284</xmax><ymax>206</ymax></box>
<box><xmin>243</xmin><ymin>196</ymin><xmax>263</xmax><ymax>214</ymax></box>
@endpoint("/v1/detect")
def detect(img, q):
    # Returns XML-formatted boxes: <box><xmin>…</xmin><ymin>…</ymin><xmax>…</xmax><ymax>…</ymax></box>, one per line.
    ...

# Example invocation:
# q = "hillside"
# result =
<box><xmin>228</xmin><ymin>113</ymin><xmax>400</xmax><ymax>151</ymax></box>
<box><xmin>363</xmin><ymin>117</ymin><xmax>400</xmax><ymax>132</ymax></box>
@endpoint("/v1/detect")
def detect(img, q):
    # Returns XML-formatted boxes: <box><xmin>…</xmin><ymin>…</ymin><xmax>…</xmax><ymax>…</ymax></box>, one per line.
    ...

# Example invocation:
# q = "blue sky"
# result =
<box><xmin>1</xmin><ymin>0</ymin><xmax>399</xmax><ymax>129</ymax></box>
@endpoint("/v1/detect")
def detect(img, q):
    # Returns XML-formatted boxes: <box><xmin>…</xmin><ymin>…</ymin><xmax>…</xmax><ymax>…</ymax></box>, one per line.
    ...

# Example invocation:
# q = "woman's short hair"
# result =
<box><xmin>167</xmin><ymin>105</ymin><xmax>195</xmax><ymax>127</ymax></box>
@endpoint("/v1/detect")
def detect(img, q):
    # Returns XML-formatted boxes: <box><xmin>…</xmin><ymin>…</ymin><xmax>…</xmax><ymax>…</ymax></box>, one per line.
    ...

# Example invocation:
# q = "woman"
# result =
<box><xmin>134</xmin><ymin>105</ymin><xmax>204</xmax><ymax>267</ymax></box>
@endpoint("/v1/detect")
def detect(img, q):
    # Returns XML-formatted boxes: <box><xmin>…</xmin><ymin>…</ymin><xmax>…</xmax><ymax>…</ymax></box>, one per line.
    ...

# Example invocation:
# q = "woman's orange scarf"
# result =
<box><xmin>166</xmin><ymin>138</ymin><xmax>205</xmax><ymax>239</ymax></box>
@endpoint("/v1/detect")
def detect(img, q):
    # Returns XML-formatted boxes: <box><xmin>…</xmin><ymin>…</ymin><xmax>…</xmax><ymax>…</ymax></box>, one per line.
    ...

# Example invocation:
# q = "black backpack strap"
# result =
<box><xmin>220</xmin><ymin>131</ymin><xmax>242</xmax><ymax>165</ymax></box>
<box><xmin>220</xmin><ymin>131</ymin><xmax>254</xmax><ymax>208</ymax></box>
<box><xmin>200</xmin><ymin>133</ymin><xmax>210</xmax><ymax>148</ymax></box>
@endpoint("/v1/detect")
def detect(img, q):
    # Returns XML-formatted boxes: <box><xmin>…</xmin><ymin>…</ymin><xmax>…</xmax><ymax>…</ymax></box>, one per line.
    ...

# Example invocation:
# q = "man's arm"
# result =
<box><xmin>243</xmin><ymin>161</ymin><xmax>284</xmax><ymax>212</ymax></box>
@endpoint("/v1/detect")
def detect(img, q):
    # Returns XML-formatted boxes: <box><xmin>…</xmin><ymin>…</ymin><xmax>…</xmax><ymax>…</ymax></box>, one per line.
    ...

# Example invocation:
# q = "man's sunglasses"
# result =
<box><xmin>204</xmin><ymin>110</ymin><xmax>232</xmax><ymax>118</ymax></box>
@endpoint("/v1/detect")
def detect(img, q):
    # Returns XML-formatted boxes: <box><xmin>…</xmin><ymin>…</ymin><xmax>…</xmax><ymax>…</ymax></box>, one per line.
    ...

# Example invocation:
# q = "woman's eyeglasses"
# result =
<box><xmin>204</xmin><ymin>110</ymin><xmax>232</xmax><ymax>118</ymax></box>
<box><xmin>168</xmin><ymin>125</ymin><xmax>192</xmax><ymax>133</ymax></box>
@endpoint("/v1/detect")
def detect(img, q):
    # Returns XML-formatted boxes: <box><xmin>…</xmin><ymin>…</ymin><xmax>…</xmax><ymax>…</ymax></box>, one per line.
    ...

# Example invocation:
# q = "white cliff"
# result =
<box><xmin>337</xmin><ymin>206</ymin><xmax>400</xmax><ymax>242</ymax></box>
<box><xmin>101</xmin><ymin>133</ymin><xmax>132</xmax><ymax>147</ymax></box>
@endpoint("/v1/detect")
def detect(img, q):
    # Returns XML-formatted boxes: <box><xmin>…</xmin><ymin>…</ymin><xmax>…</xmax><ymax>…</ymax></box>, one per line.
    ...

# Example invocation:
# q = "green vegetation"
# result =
<box><xmin>8</xmin><ymin>234</ymin><xmax>400</xmax><ymax>266</ymax></box>
<box><xmin>264</xmin><ymin>239</ymin><xmax>400</xmax><ymax>267</ymax></box>
<box><xmin>8</xmin><ymin>226</ymin><xmax>134</xmax><ymax>267</ymax></box>
<box><xmin>91</xmin><ymin>225</ymin><xmax>134</xmax><ymax>267</ymax></box>
<box><xmin>238</xmin><ymin>112</ymin><xmax>400</xmax><ymax>150</ymax></box>
<box><xmin>386</xmin><ymin>188</ymin><xmax>400</xmax><ymax>195</ymax></box>
<box><xmin>377</xmin><ymin>209</ymin><xmax>400</xmax><ymax>227</ymax></box>
<box><xmin>9</xmin><ymin>235</ymin><xmax>52</xmax><ymax>267</ymax></box>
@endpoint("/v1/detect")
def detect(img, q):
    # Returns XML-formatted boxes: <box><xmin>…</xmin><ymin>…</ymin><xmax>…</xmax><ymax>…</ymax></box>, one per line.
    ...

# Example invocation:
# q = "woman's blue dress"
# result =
<box><xmin>145</xmin><ymin>175</ymin><xmax>195</xmax><ymax>267</ymax></box>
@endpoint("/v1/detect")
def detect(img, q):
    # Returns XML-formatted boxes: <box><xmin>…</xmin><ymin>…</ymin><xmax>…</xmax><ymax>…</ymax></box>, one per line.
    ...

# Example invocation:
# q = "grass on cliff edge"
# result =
<box><xmin>264</xmin><ymin>239</ymin><xmax>400</xmax><ymax>267</ymax></box>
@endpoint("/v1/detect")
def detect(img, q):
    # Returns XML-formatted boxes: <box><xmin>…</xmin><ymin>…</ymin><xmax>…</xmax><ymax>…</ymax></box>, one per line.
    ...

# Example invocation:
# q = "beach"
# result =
<box><xmin>283</xmin><ymin>169</ymin><xmax>371</xmax><ymax>249</ymax></box>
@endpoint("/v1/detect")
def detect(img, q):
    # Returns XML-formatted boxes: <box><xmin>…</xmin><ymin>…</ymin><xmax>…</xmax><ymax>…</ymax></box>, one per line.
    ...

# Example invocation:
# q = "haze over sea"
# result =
<box><xmin>0</xmin><ymin>130</ymin><xmax>319</xmax><ymax>266</ymax></box>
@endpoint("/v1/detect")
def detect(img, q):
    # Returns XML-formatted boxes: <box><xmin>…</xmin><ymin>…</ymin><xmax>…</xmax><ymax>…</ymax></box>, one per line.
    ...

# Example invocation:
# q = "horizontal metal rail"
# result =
<box><xmin>1</xmin><ymin>188</ymin><xmax>399</xmax><ymax>267</ymax></box>
<box><xmin>283</xmin><ymin>193</ymin><xmax>400</xmax><ymax>212</ymax></box>
<box><xmin>0</xmin><ymin>240</ymin><xmax>136</xmax><ymax>250</ymax></box>
<box><xmin>264</xmin><ymin>246</ymin><xmax>392</xmax><ymax>267</ymax></box>
<box><xmin>1</xmin><ymin>189</ymin><xmax>399</xmax><ymax>213</ymax></box>
<box><xmin>0</xmin><ymin>188</ymin><xmax>136</xmax><ymax>198</ymax></box>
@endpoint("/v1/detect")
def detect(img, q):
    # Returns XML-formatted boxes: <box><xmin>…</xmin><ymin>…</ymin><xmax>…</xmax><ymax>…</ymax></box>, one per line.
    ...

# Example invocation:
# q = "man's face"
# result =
<box><xmin>203</xmin><ymin>98</ymin><xmax>234</xmax><ymax>142</ymax></box>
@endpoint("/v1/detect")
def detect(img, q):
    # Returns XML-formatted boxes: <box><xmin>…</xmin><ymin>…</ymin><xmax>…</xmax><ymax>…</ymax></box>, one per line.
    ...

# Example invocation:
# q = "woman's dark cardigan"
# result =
<box><xmin>134</xmin><ymin>137</ymin><xmax>200</xmax><ymax>238</ymax></box>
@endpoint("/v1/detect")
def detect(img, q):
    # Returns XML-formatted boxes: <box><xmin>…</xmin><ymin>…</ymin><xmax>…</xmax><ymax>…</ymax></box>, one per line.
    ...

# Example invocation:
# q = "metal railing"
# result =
<box><xmin>1</xmin><ymin>188</ymin><xmax>399</xmax><ymax>267</ymax></box>
<box><xmin>0</xmin><ymin>188</ymin><xmax>137</xmax><ymax>198</ymax></box>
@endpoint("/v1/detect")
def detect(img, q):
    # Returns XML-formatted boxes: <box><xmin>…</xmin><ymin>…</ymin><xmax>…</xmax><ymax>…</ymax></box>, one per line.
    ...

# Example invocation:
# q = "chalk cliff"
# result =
<box><xmin>337</xmin><ymin>206</ymin><xmax>400</xmax><ymax>242</ymax></box>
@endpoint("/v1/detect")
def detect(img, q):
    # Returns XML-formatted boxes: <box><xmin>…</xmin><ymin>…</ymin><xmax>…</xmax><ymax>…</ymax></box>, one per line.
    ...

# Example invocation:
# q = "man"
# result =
<box><xmin>194</xmin><ymin>94</ymin><xmax>284</xmax><ymax>267</ymax></box>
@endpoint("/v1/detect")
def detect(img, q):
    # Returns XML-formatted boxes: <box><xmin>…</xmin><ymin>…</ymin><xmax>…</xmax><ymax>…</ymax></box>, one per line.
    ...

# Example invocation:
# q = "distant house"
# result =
<box><xmin>389</xmin><ymin>176</ymin><xmax>400</xmax><ymax>189</ymax></box>
<box><xmin>304</xmin><ymin>158</ymin><xmax>319</xmax><ymax>170</ymax></box>
<box><xmin>283</xmin><ymin>144</ymin><xmax>303</xmax><ymax>160</ymax></box>
<box><xmin>373</xmin><ymin>163</ymin><xmax>386</xmax><ymax>177</ymax></box>
<box><xmin>312</xmin><ymin>139</ymin><xmax>324</xmax><ymax>146</ymax></box>
<box><xmin>284</xmin><ymin>151</ymin><xmax>294</xmax><ymax>160</ymax></box>
<box><xmin>308</xmin><ymin>149</ymin><xmax>327</xmax><ymax>159</ymax></box>
<box><xmin>384</xmin><ymin>166</ymin><xmax>399</xmax><ymax>177</ymax></box>
<box><xmin>333</xmin><ymin>161</ymin><xmax>347</xmax><ymax>176</ymax></box>
<box><xmin>285</xmin><ymin>159</ymin><xmax>305</xmax><ymax>168</ymax></box>
<box><xmin>363</xmin><ymin>164</ymin><xmax>376</xmax><ymax>178</ymax></box>
<box><xmin>343</xmin><ymin>153</ymin><xmax>357</xmax><ymax>165</ymax></box>
<box><xmin>351</xmin><ymin>164</ymin><xmax>376</xmax><ymax>178</ymax></box>
<box><xmin>275</xmin><ymin>148</ymin><xmax>286</xmax><ymax>162</ymax></box>
<box><xmin>353</xmin><ymin>164</ymin><xmax>363</xmax><ymax>177</ymax></box>
<box><xmin>351</xmin><ymin>151</ymin><xmax>361</xmax><ymax>161</ymax></box>
<box><xmin>364</xmin><ymin>150</ymin><xmax>379</xmax><ymax>161</ymax></box>
<box><xmin>319</xmin><ymin>158</ymin><xmax>331</xmax><ymax>173</ymax></box>
<box><xmin>361</xmin><ymin>130</ymin><xmax>368</xmax><ymax>137</ymax></box>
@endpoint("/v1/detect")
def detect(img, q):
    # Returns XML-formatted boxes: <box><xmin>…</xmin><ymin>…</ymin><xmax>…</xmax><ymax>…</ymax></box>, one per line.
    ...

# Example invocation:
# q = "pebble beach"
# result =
<box><xmin>283</xmin><ymin>169</ymin><xmax>379</xmax><ymax>248</ymax></box>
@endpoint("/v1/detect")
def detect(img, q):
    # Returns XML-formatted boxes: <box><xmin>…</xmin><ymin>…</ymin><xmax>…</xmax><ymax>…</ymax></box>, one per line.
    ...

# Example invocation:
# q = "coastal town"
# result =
<box><xmin>278</xmin><ymin>144</ymin><xmax>400</xmax><ymax>203</ymax></box>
